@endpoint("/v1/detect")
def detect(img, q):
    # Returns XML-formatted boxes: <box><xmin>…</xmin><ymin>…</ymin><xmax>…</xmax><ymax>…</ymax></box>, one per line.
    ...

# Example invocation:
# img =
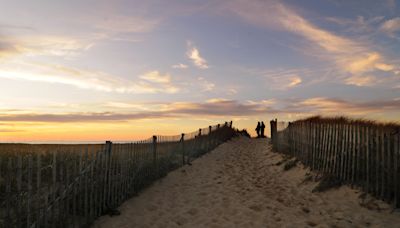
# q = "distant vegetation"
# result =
<box><xmin>296</xmin><ymin>115</ymin><xmax>399</xmax><ymax>129</ymax></box>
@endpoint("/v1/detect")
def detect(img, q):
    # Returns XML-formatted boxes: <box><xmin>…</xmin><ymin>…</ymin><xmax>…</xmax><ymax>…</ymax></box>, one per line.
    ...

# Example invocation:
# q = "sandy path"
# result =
<box><xmin>93</xmin><ymin>137</ymin><xmax>400</xmax><ymax>228</ymax></box>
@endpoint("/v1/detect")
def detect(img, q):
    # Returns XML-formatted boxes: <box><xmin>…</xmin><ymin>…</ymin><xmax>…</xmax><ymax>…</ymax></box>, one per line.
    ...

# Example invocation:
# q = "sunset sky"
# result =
<box><xmin>0</xmin><ymin>0</ymin><xmax>399</xmax><ymax>142</ymax></box>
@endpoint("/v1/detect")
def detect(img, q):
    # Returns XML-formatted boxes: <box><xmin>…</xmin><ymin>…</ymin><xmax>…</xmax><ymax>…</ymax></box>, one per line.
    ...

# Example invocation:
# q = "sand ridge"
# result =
<box><xmin>93</xmin><ymin>137</ymin><xmax>400</xmax><ymax>228</ymax></box>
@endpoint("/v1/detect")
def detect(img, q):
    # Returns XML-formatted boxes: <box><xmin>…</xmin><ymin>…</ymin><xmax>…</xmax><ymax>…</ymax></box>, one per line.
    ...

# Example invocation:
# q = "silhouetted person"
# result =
<box><xmin>260</xmin><ymin>121</ymin><xmax>266</xmax><ymax>138</ymax></box>
<box><xmin>256</xmin><ymin>122</ymin><xmax>261</xmax><ymax>138</ymax></box>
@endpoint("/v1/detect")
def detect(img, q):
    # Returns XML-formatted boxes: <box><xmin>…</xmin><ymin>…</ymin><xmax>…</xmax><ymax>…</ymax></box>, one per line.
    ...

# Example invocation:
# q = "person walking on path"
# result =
<box><xmin>260</xmin><ymin>121</ymin><xmax>266</xmax><ymax>138</ymax></box>
<box><xmin>255</xmin><ymin>122</ymin><xmax>261</xmax><ymax>138</ymax></box>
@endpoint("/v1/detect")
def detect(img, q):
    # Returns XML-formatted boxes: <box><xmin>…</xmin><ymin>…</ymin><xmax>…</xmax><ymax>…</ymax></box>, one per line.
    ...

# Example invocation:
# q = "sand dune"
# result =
<box><xmin>93</xmin><ymin>137</ymin><xmax>400</xmax><ymax>228</ymax></box>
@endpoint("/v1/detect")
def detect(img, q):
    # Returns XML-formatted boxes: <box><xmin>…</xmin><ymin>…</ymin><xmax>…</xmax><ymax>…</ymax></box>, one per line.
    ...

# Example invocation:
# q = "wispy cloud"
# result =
<box><xmin>287</xmin><ymin>75</ymin><xmax>302</xmax><ymax>88</ymax></box>
<box><xmin>0</xmin><ymin>62</ymin><xmax>180</xmax><ymax>94</ymax></box>
<box><xmin>227</xmin><ymin>0</ymin><xmax>398</xmax><ymax>87</ymax></box>
<box><xmin>294</xmin><ymin>97</ymin><xmax>400</xmax><ymax>115</ymax></box>
<box><xmin>140</xmin><ymin>71</ymin><xmax>171</xmax><ymax>84</ymax></box>
<box><xmin>244</xmin><ymin>67</ymin><xmax>307</xmax><ymax>90</ymax></box>
<box><xmin>380</xmin><ymin>17</ymin><xmax>400</xmax><ymax>37</ymax></box>
<box><xmin>227</xmin><ymin>88</ymin><xmax>238</xmax><ymax>95</ymax></box>
<box><xmin>187</xmin><ymin>41</ymin><xmax>209</xmax><ymax>69</ymax></box>
<box><xmin>0</xmin><ymin>40</ymin><xmax>19</xmax><ymax>59</ymax></box>
<box><xmin>139</xmin><ymin>71</ymin><xmax>180</xmax><ymax>93</ymax></box>
<box><xmin>344</xmin><ymin>75</ymin><xmax>377</xmax><ymax>87</ymax></box>
<box><xmin>172</xmin><ymin>63</ymin><xmax>189</xmax><ymax>69</ymax></box>
<box><xmin>1</xmin><ymin>97</ymin><xmax>398</xmax><ymax>123</ymax></box>
<box><xmin>0</xmin><ymin>99</ymin><xmax>271</xmax><ymax>122</ymax></box>
<box><xmin>95</xmin><ymin>15</ymin><xmax>159</xmax><ymax>34</ymax></box>
<box><xmin>0</xmin><ymin>35</ymin><xmax>92</xmax><ymax>58</ymax></box>
<box><xmin>197</xmin><ymin>77</ymin><xmax>215</xmax><ymax>91</ymax></box>
<box><xmin>344</xmin><ymin>52</ymin><xmax>380</xmax><ymax>74</ymax></box>
<box><xmin>326</xmin><ymin>16</ymin><xmax>384</xmax><ymax>34</ymax></box>
<box><xmin>0</xmin><ymin>129</ymin><xmax>23</xmax><ymax>133</ymax></box>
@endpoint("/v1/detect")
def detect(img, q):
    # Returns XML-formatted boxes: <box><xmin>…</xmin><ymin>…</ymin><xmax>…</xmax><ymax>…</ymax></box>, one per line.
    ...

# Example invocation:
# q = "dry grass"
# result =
<box><xmin>293</xmin><ymin>115</ymin><xmax>399</xmax><ymax>132</ymax></box>
<box><xmin>312</xmin><ymin>174</ymin><xmax>342</xmax><ymax>192</ymax></box>
<box><xmin>283</xmin><ymin>158</ymin><xmax>299</xmax><ymax>171</ymax></box>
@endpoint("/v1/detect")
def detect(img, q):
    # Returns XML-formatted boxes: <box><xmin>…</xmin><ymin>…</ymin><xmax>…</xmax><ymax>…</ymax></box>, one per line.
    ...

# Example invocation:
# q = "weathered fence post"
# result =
<box><xmin>51</xmin><ymin>150</ymin><xmax>57</xmax><ymax>228</ymax></box>
<box><xmin>395</xmin><ymin>129</ymin><xmax>400</xmax><ymax>207</ymax></box>
<box><xmin>105</xmin><ymin>141</ymin><xmax>113</xmax><ymax>211</ymax></box>
<box><xmin>6</xmin><ymin>159</ymin><xmax>12</xmax><ymax>225</ymax></box>
<box><xmin>181</xmin><ymin>133</ymin><xmax>185</xmax><ymax>165</ymax></box>
<box><xmin>16</xmin><ymin>156</ymin><xmax>22</xmax><ymax>228</ymax></box>
<box><xmin>270</xmin><ymin>119</ymin><xmax>277</xmax><ymax>148</ymax></box>
<box><xmin>36</xmin><ymin>153</ymin><xmax>41</xmax><ymax>227</ymax></box>
<box><xmin>208</xmin><ymin>126</ymin><xmax>212</xmax><ymax>150</ymax></box>
<box><xmin>27</xmin><ymin>155</ymin><xmax>32</xmax><ymax>227</ymax></box>
<box><xmin>373</xmin><ymin>128</ymin><xmax>379</xmax><ymax>195</ymax></box>
<box><xmin>198</xmin><ymin>129</ymin><xmax>203</xmax><ymax>154</ymax></box>
<box><xmin>366</xmin><ymin>126</ymin><xmax>370</xmax><ymax>193</ymax></box>
<box><xmin>152</xmin><ymin>136</ymin><xmax>158</xmax><ymax>178</ymax></box>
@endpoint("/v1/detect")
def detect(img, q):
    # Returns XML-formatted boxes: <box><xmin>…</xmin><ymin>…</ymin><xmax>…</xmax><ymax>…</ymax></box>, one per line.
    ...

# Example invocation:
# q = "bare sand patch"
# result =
<box><xmin>93</xmin><ymin>137</ymin><xmax>400</xmax><ymax>228</ymax></box>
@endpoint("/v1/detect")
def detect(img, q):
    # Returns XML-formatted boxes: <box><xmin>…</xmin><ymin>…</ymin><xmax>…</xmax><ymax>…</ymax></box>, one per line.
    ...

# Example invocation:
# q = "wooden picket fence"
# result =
<box><xmin>270</xmin><ymin>117</ymin><xmax>400</xmax><ymax>207</ymax></box>
<box><xmin>0</xmin><ymin>122</ymin><xmax>236</xmax><ymax>228</ymax></box>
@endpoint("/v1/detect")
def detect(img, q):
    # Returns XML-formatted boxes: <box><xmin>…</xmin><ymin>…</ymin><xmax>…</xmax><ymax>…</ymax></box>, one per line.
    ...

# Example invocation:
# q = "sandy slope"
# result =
<box><xmin>92</xmin><ymin>137</ymin><xmax>400</xmax><ymax>228</ymax></box>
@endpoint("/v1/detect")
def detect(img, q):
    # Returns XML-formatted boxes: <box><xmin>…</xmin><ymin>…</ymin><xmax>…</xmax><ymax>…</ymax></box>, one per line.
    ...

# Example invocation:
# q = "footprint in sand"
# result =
<box><xmin>249</xmin><ymin>204</ymin><xmax>263</xmax><ymax>212</ymax></box>
<box><xmin>306</xmin><ymin>221</ymin><xmax>318</xmax><ymax>227</ymax></box>
<box><xmin>197</xmin><ymin>191</ymin><xmax>208</xmax><ymax>196</ymax></box>
<box><xmin>146</xmin><ymin>204</ymin><xmax>158</xmax><ymax>211</ymax></box>
<box><xmin>174</xmin><ymin>215</ymin><xmax>188</xmax><ymax>226</ymax></box>
<box><xmin>301</xmin><ymin>207</ymin><xmax>311</xmax><ymax>214</ymax></box>
<box><xmin>187</xmin><ymin>208</ymin><xmax>198</xmax><ymax>216</ymax></box>
<box><xmin>274</xmin><ymin>216</ymin><xmax>282</xmax><ymax>222</ymax></box>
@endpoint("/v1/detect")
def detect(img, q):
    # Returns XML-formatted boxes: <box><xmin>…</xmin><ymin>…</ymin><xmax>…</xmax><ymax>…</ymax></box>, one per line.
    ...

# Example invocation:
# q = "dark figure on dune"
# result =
<box><xmin>255</xmin><ymin>122</ymin><xmax>261</xmax><ymax>138</ymax></box>
<box><xmin>260</xmin><ymin>121</ymin><xmax>266</xmax><ymax>138</ymax></box>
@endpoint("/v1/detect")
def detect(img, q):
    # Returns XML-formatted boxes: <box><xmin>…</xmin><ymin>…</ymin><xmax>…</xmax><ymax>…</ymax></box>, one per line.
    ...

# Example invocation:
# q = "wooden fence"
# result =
<box><xmin>270</xmin><ymin>117</ymin><xmax>400</xmax><ymax>207</ymax></box>
<box><xmin>0</xmin><ymin>121</ymin><xmax>236</xmax><ymax>228</ymax></box>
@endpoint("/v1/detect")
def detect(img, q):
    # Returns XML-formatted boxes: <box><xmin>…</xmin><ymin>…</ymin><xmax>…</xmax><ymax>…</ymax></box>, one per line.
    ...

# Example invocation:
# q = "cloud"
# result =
<box><xmin>187</xmin><ymin>41</ymin><xmax>209</xmax><ymax>69</ymax></box>
<box><xmin>227</xmin><ymin>88</ymin><xmax>238</xmax><ymax>95</ymax></box>
<box><xmin>0</xmin><ymin>99</ymin><xmax>271</xmax><ymax>122</ymax></box>
<box><xmin>227</xmin><ymin>0</ymin><xmax>357</xmax><ymax>53</ymax></box>
<box><xmin>287</xmin><ymin>75</ymin><xmax>302</xmax><ymax>88</ymax></box>
<box><xmin>227</xmin><ymin>0</ymin><xmax>397</xmax><ymax>86</ymax></box>
<box><xmin>0</xmin><ymin>32</ymin><xmax>181</xmax><ymax>94</ymax></box>
<box><xmin>0</xmin><ymin>62</ymin><xmax>180</xmax><ymax>94</ymax></box>
<box><xmin>295</xmin><ymin>97</ymin><xmax>400</xmax><ymax>115</ymax></box>
<box><xmin>1</xmin><ymin>97</ymin><xmax>398</xmax><ymax>123</ymax></box>
<box><xmin>0</xmin><ymin>40</ymin><xmax>20</xmax><ymax>59</ymax></box>
<box><xmin>0</xmin><ymin>129</ymin><xmax>24</xmax><ymax>132</ymax></box>
<box><xmin>13</xmin><ymin>36</ymin><xmax>91</xmax><ymax>57</ymax></box>
<box><xmin>197</xmin><ymin>77</ymin><xmax>215</xmax><ymax>91</ymax></box>
<box><xmin>344</xmin><ymin>75</ymin><xmax>377</xmax><ymax>87</ymax></box>
<box><xmin>326</xmin><ymin>16</ymin><xmax>384</xmax><ymax>34</ymax></box>
<box><xmin>140</xmin><ymin>71</ymin><xmax>171</xmax><ymax>84</ymax></box>
<box><xmin>139</xmin><ymin>71</ymin><xmax>179</xmax><ymax>93</ymax></box>
<box><xmin>172</xmin><ymin>63</ymin><xmax>189</xmax><ymax>69</ymax></box>
<box><xmin>95</xmin><ymin>15</ymin><xmax>158</xmax><ymax>34</ymax></box>
<box><xmin>0</xmin><ymin>35</ymin><xmax>94</xmax><ymax>62</ymax></box>
<box><xmin>0</xmin><ymin>24</ymin><xmax>34</xmax><ymax>31</ymax></box>
<box><xmin>344</xmin><ymin>52</ymin><xmax>380</xmax><ymax>74</ymax></box>
<box><xmin>380</xmin><ymin>17</ymin><xmax>400</xmax><ymax>36</ymax></box>
<box><xmin>375</xmin><ymin>63</ymin><xmax>395</xmax><ymax>72</ymax></box>
<box><xmin>259</xmin><ymin>68</ymin><xmax>305</xmax><ymax>90</ymax></box>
